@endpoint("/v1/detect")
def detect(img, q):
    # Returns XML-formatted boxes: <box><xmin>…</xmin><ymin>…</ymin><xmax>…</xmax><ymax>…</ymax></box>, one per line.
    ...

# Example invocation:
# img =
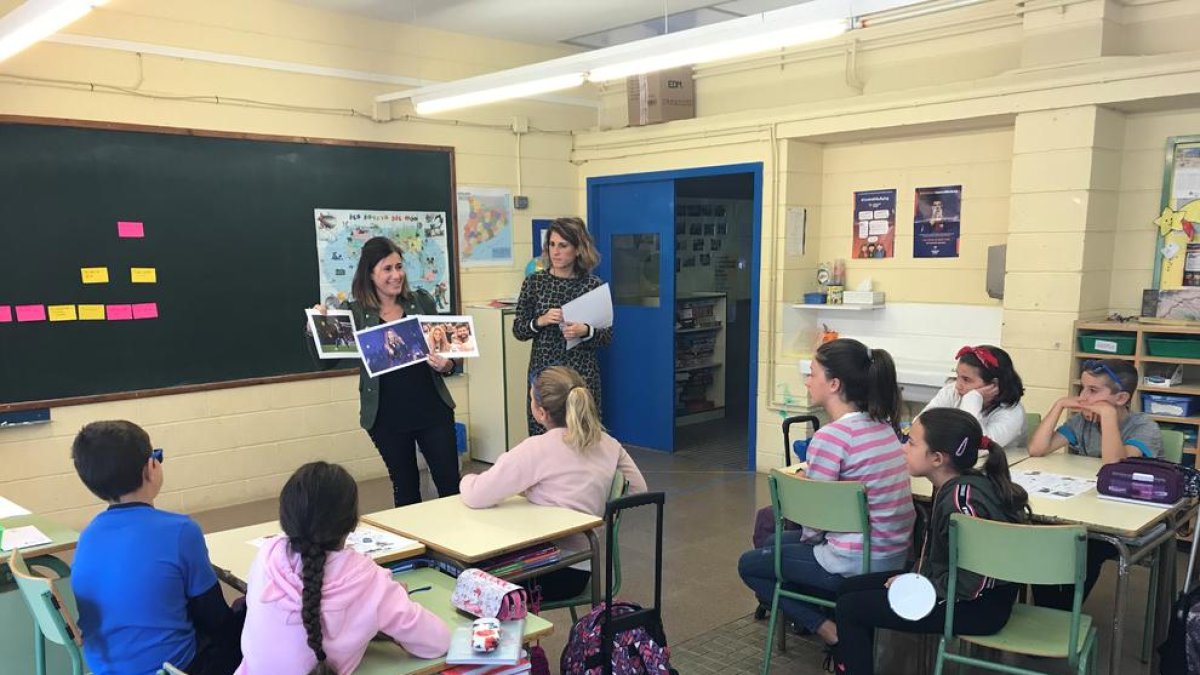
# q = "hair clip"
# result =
<box><xmin>954</xmin><ymin>437</ymin><xmax>969</xmax><ymax>457</ymax></box>
<box><xmin>955</xmin><ymin>345</ymin><xmax>999</xmax><ymax>370</ymax></box>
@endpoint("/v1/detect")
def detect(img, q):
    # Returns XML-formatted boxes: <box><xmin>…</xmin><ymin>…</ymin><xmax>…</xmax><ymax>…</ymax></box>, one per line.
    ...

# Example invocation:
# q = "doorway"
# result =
<box><xmin>588</xmin><ymin>163</ymin><xmax>762</xmax><ymax>470</ymax></box>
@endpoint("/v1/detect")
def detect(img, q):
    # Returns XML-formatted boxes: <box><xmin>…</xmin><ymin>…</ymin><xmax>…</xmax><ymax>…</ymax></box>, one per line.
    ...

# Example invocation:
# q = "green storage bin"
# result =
<box><xmin>1146</xmin><ymin>337</ymin><xmax>1200</xmax><ymax>359</ymax></box>
<box><xmin>1077</xmin><ymin>333</ymin><xmax>1136</xmax><ymax>356</ymax></box>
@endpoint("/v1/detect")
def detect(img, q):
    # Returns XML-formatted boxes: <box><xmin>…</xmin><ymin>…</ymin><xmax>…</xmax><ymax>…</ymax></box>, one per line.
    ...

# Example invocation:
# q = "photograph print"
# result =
<box><xmin>417</xmin><ymin>315</ymin><xmax>479</xmax><ymax>358</ymax></box>
<box><xmin>306</xmin><ymin>309</ymin><xmax>360</xmax><ymax>360</ymax></box>
<box><xmin>355</xmin><ymin>316</ymin><xmax>430</xmax><ymax>377</ymax></box>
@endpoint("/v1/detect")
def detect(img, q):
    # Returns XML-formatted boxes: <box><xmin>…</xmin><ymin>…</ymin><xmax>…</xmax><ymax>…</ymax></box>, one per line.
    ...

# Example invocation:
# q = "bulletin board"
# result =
<box><xmin>1152</xmin><ymin>134</ymin><xmax>1200</xmax><ymax>289</ymax></box>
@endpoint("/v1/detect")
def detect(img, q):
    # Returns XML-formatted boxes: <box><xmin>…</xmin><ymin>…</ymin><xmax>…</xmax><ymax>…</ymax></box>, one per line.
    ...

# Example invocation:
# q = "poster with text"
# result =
<box><xmin>852</xmin><ymin>189</ymin><xmax>896</xmax><ymax>259</ymax></box>
<box><xmin>913</xmin><ymin>185</ymin><xmax>962</xmax><ymax>258</ymax></box>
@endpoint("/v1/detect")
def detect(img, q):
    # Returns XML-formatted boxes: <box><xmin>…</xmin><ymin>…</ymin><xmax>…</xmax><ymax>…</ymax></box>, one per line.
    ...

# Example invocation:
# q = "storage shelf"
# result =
<box><xmin>1073</xmin><ymin>352</ymin><xmax>1137</xmax><ymax>360</ymax></box>
<box><xmin>676</xmin><ymin>363</ymin><xmax>723</xmax><ymax>373</ymax></box>
<box><xmin>791</xmin><ymin>304</ymin><xmax>884</xmax><ymax>312</ymax></box>
<box><xmin>676</xmin><ymin>324</ymin><xmax>723</xmax><ymax>334</ymax></box>
<box><xmin>1076</xmin><ymin>321</ymin><xmax>1140</xmax><ymax>333</ymax></box>
<box><xmin>1142</xmin><ymin>356</ymin><xmax>1200</xmax><ymax>366</ymax></box>
<box><xmin>1141</xmin><ymin>385</ymin><xmax>1200</xmax><ymax>396</ymax></box>
<box><xmin>1147</xmin><ymin>415</ymin><xmax>1200</xmax><ymax>426</ymax></box>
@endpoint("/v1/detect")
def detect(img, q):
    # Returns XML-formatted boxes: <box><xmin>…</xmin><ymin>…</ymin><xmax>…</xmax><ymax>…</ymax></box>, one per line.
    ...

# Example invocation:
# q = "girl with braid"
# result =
<box><xmin>236</xmin><ymin>462</ymin><xmax>450</xmax><ymax>674</ymax></box>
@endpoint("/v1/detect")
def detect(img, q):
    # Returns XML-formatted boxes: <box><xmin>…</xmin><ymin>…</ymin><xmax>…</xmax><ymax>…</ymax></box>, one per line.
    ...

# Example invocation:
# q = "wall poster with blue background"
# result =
<box><xmin>913</xmin><ymin>185</ymin><xmax>962</xmax><ymax>258</ymax></box>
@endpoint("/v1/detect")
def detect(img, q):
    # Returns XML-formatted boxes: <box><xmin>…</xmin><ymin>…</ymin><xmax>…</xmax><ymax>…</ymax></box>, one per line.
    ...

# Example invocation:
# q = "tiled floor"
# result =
<box><xmin>193</xmin><ymin>419</ymin><xmax>1186</xmax><ymax>674</ymax></box>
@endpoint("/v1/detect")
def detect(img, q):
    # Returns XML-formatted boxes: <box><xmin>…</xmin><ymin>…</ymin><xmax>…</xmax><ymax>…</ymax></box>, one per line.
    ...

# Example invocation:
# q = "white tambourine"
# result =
<box><xmin>887</xmin><ymin>573</ymin><xmax>937</xmax><ymax>621</ymax></box>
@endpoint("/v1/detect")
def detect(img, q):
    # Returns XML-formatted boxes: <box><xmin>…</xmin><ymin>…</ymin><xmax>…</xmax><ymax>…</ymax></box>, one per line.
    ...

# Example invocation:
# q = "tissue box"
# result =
<box><xmin>842</xmin><ymin>291</ymin><xmax>885</xmax><ymax>305</ymax></box>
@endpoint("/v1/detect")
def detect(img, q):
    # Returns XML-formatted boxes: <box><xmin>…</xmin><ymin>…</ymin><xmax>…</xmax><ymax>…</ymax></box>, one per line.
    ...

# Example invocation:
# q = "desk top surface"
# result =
<box><xmin>362</xmin><ymin>496</ymin><xmax>601</xmax><ymax>563</ymax></box>
<box><xmin>0</xmin><ymin>513</ymin><xmax>80</xmax><ymax>559</ymax></box>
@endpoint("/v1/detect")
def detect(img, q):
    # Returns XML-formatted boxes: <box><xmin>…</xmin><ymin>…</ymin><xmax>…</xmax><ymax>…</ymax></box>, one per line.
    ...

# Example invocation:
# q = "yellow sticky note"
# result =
<box><xmin>81</xmin><ymin>267</ymin><xmax>109</xmax><ymax>284</ymax></box>
<box><xmin>48</xmin><ymin>305</ymin><xmax>77</xmax><ymax>322</ymax></box>
<box><xmin>78</xmin><ymin>304</ymin><xmax>105</xmax><ymax>321</ymax></box>
<box><xmin>130</xmin><ymin>267</ymin><xmax>157</xmax><ymax>284</ymax></box>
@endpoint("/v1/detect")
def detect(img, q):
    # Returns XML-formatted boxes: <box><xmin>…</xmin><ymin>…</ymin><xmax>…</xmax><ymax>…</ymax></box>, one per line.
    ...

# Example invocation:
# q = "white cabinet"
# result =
<box><xmin>465</xmin><ymin>305</ymin><xmax>532</xmax><ymax>463</ymax></box>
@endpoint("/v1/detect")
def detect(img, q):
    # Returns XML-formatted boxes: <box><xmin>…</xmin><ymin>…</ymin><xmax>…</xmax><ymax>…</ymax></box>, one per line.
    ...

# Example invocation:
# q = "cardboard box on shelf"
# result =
<box><xmin>627</xmin><ymin>68</ymin><xmax>695</xmax><ymax>126</ymax></box>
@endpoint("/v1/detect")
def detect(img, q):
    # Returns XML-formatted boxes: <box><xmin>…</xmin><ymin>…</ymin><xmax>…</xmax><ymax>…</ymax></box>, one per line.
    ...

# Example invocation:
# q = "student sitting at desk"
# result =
<box><xmin>918</xmin><ymin>345</ymin><xmax>1027</xmax><ymax>448</ymax></box>
<box><xmin>70</xmin><ymin>421</ymin><xmax>244</xmax><ymax>675</ymax></box>
<box><xmin>238</xmin><ymin>462</ymin><xmax>451</xmax><ymax>674</ymax></box>
<box><xmin>1027</xmin><ymin>358</ymin><xmax>1164</xmax><ymax>610</ymax></box>
<box><xmin>738</xmin><ymin>338</ymin><xmax>915</xmax><ymax>648</ymax></box>
<box><xmin>829</xmin><ymin>408</ymin><xmax>1030</xmax><ymax>675</ymax></box>
<box><xmin>459</xmin><ymin>365</ymin><xmax>647</xmax><ymax>601</ymax></box>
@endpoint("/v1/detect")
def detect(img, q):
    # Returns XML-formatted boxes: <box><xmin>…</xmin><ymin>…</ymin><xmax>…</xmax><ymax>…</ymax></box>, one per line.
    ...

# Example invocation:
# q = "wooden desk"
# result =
<box><xmin>362</xmin><ymin>496</ymin><xmax>603</xmax><ymax>604</ymax></box>
<box><xmin>0</xmin><ymin>514</ymin><xmax>80</xmax><ymax>561</ymax></box>
<box><xmin>349</xmin><ymin>567</ymin><xmax>553</xmax><ymax>675</ymax></box>
<box><xmin>205</xmin><ymin>521</ymin><xmax>425</xmax><ymax>592</ymax></box>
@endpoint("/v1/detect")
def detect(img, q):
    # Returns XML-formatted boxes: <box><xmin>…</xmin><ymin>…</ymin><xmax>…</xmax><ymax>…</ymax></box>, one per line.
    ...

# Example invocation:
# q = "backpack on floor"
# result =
<box><xmin>1160</xmin><ymin>570</ymin><xmax>1200</xmax><ymax>674</ymax></box>
<box><xmin>559</xmin><ymin>601</ymin><xmax>673</xmax><ymax>675</ymax></box>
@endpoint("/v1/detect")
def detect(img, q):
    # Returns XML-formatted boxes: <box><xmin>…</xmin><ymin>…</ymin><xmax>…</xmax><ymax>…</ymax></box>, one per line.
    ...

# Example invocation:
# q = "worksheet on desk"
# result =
<box><xmin>1012</xmin><ymin>470</ymin><xmax>1096</xmax><ymax>500</ymax></box>
<box><xmin>247</xmin><ymin>526</ymin><xmax>418</xmax><ymax>557</ymax></box>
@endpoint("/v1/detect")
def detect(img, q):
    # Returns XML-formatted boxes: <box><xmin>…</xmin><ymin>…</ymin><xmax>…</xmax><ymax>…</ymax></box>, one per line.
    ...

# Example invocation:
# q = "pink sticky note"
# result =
<box><xmin>132</xmin><ymin>302</ymin><xmax>158</xmax><ymax>320</ymax></box>
<box><xmin>106</xmin><ymin>304</ymin><xmax>134</xmax><ymax>321</ymax></box>
<box><xmin>15</xmin><ymin>305</ymin><xmax>46</xmax><ymax>322</ymax></box>
<box><xmin>0</xmin><ymin>306</ymin><xmax>11</xmax><ymax>323</ymax></box>
<box><xmin>117</xmin><ymin>221</ymin><xmax>145</xmax><ymax>238</ymax></box>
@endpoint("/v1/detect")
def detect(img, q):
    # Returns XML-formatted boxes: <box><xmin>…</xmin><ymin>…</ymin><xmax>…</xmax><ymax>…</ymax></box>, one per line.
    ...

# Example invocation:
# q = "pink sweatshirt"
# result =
<box><xmin>236</xmin><ymin>536</ymin><xmax>451</xmax><ymax>675</ymax></box>
<box><xmin>459</xmin><ymin>428</ymin><xmax>648</xmax><ymax>547</ymax></box>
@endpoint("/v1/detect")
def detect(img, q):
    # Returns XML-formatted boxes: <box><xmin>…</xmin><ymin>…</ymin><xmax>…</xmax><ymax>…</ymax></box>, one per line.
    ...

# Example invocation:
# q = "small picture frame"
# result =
<box><xmin>417</xmin><ymin>315</ymin><xmax>480</xmax><ymax>358</ymax></box>
<box><xmin>354</xmin><ymin>316</ymin><xmax>430</xmax><ymax>377</ymax></box>
<box><xmin>306</xmin><ymin>309</ymin><xmax>360</xmax><ymax>360</ymax></box>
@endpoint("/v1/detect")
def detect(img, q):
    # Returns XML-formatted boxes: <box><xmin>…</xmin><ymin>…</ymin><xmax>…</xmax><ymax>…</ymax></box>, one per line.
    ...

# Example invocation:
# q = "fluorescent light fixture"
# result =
<box><xmin>586</xmin><ymin>19</ymin><xmax>848</xmax><ymax>82</ymax></box>
<box><xmin>413</xmin><ymin>72</ymin><xmax>586</xmax><ymax>115</ymax></box>
<box><xmin>0</xmin><ymin>0</ymin><xmax>107</xmax><ymax>63</ymax></box>
<box><xmin>378</xmin><ymin>0</ymin><xmax>942</xmax><ymax>114</ymax></box>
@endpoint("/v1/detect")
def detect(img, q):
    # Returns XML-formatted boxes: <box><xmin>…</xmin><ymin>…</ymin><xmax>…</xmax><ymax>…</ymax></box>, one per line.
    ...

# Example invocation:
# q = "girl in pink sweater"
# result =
<box><xmin>459</xmin><ymin>365</ymin><xmax>647</xmax><ymax>601</ymax></box>
<box><xmin>237</xmin><ymin>462</ymin><xmax>451</xmax><ymax>675</ymax></box>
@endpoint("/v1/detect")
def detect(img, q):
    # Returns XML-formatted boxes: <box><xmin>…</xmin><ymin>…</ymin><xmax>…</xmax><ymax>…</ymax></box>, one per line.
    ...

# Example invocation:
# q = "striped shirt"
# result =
<box><xmin>805</xmin><ymin>412</ymin><xmax>916</xmax><ymax>575</ymax></box>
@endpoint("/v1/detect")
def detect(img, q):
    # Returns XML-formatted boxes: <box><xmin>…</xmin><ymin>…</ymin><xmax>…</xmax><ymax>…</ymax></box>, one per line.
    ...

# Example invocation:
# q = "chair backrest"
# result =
<box><xmin>1024</xmin><ymin>412</ymin><xmax>1042</xmax><ymax>435</ymax></box>
<box><xmin>608</xmin><ymin>472</ymin><xmax>631</xmax><ymax>596</ymax></box>
<box><xmin>769</xmin><ymin>471</ymin><xmax>869</xmax><ymax>534</ymax></box>
<box><xmin>8</xmin><ymin>548</ymin><xmax>83</xmax><ymax>649</ymax></box>
<box><xmin>949</xmin><ymin>515</ymin><xmax>1085</xmax><ymax>586</ymax></box>
<box><xmin>1161</xmin><ymin>429</ymin><xmax>1186</xmax><ymax>464</ymax></box>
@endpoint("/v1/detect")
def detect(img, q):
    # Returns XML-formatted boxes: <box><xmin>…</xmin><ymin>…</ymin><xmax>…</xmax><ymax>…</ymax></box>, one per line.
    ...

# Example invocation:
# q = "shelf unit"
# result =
<box><xmin>675</xmin><ymin>294</ymin><xmax>727</xmax><ymax>426</ymax></box>
<box><xmin>1073</xmin><ymin>319</ymin><xmax>1200</xmax><ymax>461</ymax></box>
<box><xmin>790</xmin><ymin>303</ymin><xmax>885</xmax><ymax>312</ymax></box>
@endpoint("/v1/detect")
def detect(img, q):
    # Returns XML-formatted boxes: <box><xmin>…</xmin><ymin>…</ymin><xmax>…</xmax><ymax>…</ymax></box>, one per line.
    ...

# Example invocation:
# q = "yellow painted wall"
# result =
<box><xmin>0</xmin><ymin>0</ymin><xmax>587</xmax><ymax>527</ymax></box>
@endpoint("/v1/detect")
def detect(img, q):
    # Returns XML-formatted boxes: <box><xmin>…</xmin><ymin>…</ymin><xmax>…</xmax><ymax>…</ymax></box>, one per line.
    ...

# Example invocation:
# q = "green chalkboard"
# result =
<box><xmin>0</xmin><ymin>118</ymin><xmax>457</xmax><ymax>407</ymax></box>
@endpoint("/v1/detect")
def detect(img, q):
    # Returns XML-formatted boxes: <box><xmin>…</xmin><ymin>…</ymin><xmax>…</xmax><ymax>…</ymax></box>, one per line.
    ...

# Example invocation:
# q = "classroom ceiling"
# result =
<box><xmin>287</xmin><ymin>0</ymin><xmax>810</xmax><ymax>48</ymax></box>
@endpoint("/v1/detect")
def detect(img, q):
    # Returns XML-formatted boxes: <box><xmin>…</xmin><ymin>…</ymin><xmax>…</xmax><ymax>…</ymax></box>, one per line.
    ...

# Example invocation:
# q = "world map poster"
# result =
<box><xmin>456</xmin><ymin>186</ymin><xmax>514</xmax><ymax>268</ymax></box>
<box><xmin>314</xmin><ymin>209</ymin><xmax>453</xmax><ymax>313</ymax></box>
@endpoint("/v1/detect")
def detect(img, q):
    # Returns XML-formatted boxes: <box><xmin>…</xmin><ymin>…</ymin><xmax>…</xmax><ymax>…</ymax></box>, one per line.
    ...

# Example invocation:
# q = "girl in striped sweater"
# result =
<box><xmin>738</xmin><ymin>338</ymin><xmax>915</xmax><ymax>648</ymax></box>
<box><xmin>829</xmin><ymin>407</ymin><xmax>1031</xmax><ymax>674</ymax></box>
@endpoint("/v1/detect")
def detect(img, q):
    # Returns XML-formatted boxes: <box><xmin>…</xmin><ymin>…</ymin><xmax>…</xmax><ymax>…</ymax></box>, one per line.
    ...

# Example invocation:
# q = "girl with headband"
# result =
<box><xmin>918</xmin><ymin>345</ymin><xmax>1027</xmax><ymax>448</ymax></box>
<box><xmin>828</xmin><ymin>408</ymin><xmax>1030</xmax><ymax>675</ymax></box>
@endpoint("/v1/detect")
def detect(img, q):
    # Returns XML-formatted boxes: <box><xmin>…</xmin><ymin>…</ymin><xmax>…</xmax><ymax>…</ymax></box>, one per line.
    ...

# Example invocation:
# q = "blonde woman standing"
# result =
<box><xmin>513</xmin><ymin>217</ymin><xmax>612</xmax><ymax>435</ymax></box>
<box><xmin>460</xmin><ymin>366</ymin><xmax>646</xmax><ymax>601</ymax></box>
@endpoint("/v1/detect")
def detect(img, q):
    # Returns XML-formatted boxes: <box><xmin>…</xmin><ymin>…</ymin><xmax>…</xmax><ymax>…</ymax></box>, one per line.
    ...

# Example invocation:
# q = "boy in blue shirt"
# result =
<box><xmin>1027</xmin><ymin>359</ymin><xmax>1164</xmax><ymax>610</ymax></box>
<box><xmin>70</xmin><ymin>421</ymin><xmax>243</xmax><ymax>675</ymax></box>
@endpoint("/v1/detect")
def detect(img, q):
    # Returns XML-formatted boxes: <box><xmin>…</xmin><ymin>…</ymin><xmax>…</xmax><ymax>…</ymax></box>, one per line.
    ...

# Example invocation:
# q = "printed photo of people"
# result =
<box><xmin>354</xmin><ymin>316</ymin><xmax>430</xmax><ymax>377</ymax></box>
<box><xmin>306</xmin><ymin>309</ymin><xmax>359</xmax><ymax>359</ymax></box>
<box><xmin>416</xmin><ymin>315</ymin><xmax>480</xmax><ymax>358</ymax></box>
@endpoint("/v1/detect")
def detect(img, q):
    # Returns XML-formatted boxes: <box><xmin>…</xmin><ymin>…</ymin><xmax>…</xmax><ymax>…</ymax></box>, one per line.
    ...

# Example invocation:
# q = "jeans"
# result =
<box><xmin>738</xmin><ymin>531</ymin><xmax>845</xmax><ymax>632</ymax></box>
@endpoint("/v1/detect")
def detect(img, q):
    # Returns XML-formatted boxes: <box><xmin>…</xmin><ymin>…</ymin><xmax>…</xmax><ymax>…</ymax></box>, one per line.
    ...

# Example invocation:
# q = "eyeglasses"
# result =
<box><xmin>151</xmin><ymin>448</ymin><xmax>164</xmax><ymax>463</ymax></box>
<box><xmin>1081</xmin><ymin>360</ymin><xmax>1126</xmax><ymax>392</ymax></box>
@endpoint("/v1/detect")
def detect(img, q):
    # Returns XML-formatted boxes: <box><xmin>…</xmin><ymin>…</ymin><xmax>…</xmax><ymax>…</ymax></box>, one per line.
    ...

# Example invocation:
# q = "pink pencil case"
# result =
<box><xmin>450</xmin><ymin>568</ymin><xmax>529</xmax><ymax>620</ymax></box>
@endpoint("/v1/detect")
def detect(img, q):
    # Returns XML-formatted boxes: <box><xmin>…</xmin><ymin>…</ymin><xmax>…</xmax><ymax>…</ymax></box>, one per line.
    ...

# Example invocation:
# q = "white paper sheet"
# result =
<box><xmin>0</xmin><ymin>496</ymin><xmax>31</xmax><ymax>519</ymax></box>
<box><xmin>1012</xmin><ymin>470</ymin><xmax>1096</xmax><ymax>500</ymax></box>
<box><xmin>248</xmin><ymin>526</ymin><xmax>418</xmax><ymax>558</ymax></box>
<box><xmin>1</xmin><ymin>525</ymin><xmax>51</xmax><ymax>551</ymax></box>
<box><xmin>561</xmin><ymin>283</ymin><xmax>614</xmax><ymax>350</ymax></box>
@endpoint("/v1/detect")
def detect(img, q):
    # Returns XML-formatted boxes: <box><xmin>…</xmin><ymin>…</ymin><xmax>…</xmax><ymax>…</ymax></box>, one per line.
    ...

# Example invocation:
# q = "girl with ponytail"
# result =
<box><xmin>460</xmin><ymin>365</ymin><xmax>647</xmax><ymax>601</ymax></box>
<box><xmin>739</xmin><ymin>338</ymin><xmax>914</xmax><ymax>648</ymax></box>
<box><xmin>828</xmin><ymin>408</ymin><xmax>1030</xmax><ymax>675</ymax></box>
<box><xmin>236</xmin><ymin>462</ymin><xmax>450</xmax><ymax>674</ymax></box>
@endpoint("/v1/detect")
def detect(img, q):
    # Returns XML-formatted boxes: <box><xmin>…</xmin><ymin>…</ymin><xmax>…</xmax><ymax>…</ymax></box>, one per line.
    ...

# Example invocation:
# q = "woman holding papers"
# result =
<box><xmin>310</xmin><ymin>237</ymin><xmax>460</xmax><ymax>507</ymax></box>
<box><xmin>513</xmin><ymin>217</ymin><xmax>612</xmax><ymax>435</ymax></box>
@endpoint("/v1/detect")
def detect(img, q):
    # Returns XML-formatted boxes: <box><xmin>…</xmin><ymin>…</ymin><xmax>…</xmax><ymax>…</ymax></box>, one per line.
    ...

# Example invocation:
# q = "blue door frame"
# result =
<box><xmin>587</xmin><ymin>163</ymin><xmax>763</xmax><ymax>469</ymax></box>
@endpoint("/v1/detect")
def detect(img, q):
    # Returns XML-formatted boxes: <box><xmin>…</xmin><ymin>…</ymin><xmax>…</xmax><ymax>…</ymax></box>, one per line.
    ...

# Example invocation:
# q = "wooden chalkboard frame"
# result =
<box><xmin>0</xmin><ymin>115</ymin><xmax>459</xmax><ymax>413</ymax></box>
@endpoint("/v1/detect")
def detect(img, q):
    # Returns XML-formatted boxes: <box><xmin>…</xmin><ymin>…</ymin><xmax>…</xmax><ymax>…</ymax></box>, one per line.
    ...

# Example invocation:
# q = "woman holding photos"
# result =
<box><xmin>310</xmin><ymin>236</ymin><xmax>460</xmax><ymax>506</ymax></box>
<box><xmin>514</xmin><ymin>217</ymin><xmax>612</xmax><ymax>436</ymax></box>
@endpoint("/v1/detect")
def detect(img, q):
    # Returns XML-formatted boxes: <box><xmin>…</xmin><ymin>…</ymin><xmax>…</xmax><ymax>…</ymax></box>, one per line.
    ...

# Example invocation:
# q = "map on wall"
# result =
<box><xmin>456</xmin><ymin>186</ymin><xmax>514</xmax><ymax>267</ymax></box>
<box><xmin>314</xmin><ymin>209</ymin><xmax>453</xmax><ymax>313</ymax></box>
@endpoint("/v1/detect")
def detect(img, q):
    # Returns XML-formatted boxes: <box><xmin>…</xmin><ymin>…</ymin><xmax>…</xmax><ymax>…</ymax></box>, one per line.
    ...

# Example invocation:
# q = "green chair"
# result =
<box><xmin>8</xmin><ymin>548</ymin><xmax>86</xmax><ymax>675</ymax></box>
<box><xmin>1024</xmin><ymin>412</ymin><xmax>1042</xmax><ymax>437</ymax></box>
<box><xmin>538</xmin><ymin>471</ymin><xmax>629</xmax><ymax>621</ymax></box>
<box><xmin>760</xmin><ymin>471</ymin><xmax>870</xmax><ymax>675</ymax></box>
<box><xmin>935</xmin><ymin>515</ymin><xmax>1097</xmax><ymax>675</ymax></box>
<box><xmin>1161</xmin><ymin>429</ymin><xmax>1186</xmax><ymax>464</ymax></box>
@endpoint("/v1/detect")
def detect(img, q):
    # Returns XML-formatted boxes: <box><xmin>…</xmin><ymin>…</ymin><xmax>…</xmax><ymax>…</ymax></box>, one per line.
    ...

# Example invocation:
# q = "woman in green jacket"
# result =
<box><xmin>313</xmin><ymin>236</ymin><xmax>459</xmax><ymax>506</ymax></box>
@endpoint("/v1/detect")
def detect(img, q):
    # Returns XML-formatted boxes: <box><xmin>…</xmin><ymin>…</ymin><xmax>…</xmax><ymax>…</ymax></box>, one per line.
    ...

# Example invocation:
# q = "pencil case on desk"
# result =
<box><xmin>450</xmin><ymin>568</ymin><xmax>529</xmax><ymax>620</ymax></box>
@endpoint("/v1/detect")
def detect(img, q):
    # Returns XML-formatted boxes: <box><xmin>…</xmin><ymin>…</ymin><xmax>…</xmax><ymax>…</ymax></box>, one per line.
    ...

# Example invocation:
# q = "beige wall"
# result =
<box><xmin>0</xmin><ymin>0</ymin><xmax>586</xmax><ymax>527</ymax></box>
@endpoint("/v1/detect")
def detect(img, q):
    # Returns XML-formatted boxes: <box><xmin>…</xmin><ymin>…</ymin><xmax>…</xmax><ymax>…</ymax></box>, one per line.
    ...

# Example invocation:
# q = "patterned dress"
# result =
<box><xmin>513</xmin><ymin>271</ymin><xmax>613</xmax><ymax>435</ymax></box>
